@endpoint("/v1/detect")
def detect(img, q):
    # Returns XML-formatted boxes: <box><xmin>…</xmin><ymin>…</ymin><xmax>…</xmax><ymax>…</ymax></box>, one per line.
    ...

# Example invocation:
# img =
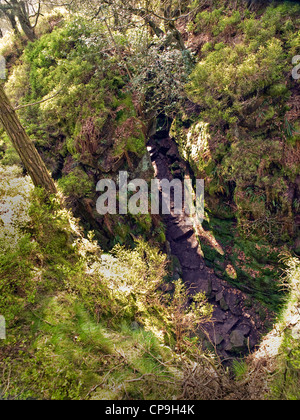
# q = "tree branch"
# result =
<box><xmin>32</xmin><ymin>1</ymin><xmax>41</xmax><ymax>28</ymax></box>
<box><xmin>14</xmin><ymin>88</ymin><xmax>63</xmax><ymax>110</ymax></box>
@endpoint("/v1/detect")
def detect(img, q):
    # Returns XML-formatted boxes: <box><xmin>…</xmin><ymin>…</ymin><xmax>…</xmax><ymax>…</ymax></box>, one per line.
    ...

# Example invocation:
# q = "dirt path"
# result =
<box><xmin>147</xmin><ymin>134</ymin><xmax>271</xmax><ymax>360</ymax></box>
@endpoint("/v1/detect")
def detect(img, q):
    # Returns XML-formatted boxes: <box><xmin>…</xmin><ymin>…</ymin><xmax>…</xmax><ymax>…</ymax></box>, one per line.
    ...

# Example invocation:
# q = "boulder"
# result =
<box><xmin>220</xmin><ymin>297</ymin><xmax>229</xmax><ymax>311</ymax></box>
<box><xmin>215</xmin><ymin>291</ymin><xmax>223</xmax><ymax>302</ymax></box>
<box><xmin>212</xmin><ymin>333</ymin><xmax>224</xmax><ymax>346</ymax></box>
<box><xmin>229</xmin><ymin>329</ymin><xmax>247</xmax><ymax>353</ymax></box>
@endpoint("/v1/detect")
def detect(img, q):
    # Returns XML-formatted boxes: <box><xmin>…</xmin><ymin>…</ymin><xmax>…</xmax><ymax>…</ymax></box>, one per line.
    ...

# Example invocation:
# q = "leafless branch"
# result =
<box><xmin>14</xmin><ymin>88</ymin><xmax>63</xmax><ymax>111</ymax></box>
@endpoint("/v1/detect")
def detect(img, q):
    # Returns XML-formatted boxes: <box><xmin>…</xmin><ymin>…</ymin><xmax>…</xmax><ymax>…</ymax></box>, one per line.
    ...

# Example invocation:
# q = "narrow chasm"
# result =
<box><xmin>148</xmin><ymin>122</ymin><xmax>273</xmax><ymax>361</ymax></box>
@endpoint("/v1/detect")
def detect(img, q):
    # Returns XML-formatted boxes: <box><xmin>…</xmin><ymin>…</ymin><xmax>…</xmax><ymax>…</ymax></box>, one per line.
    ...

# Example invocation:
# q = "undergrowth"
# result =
<box><xmin>0</xmin><ymin>167</ymin><xmax>215</xmax><ymax>400</ymax></box>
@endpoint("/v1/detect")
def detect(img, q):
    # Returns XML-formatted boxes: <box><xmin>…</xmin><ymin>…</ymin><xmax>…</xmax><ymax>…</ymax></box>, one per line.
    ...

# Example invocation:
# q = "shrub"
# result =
<box><xmin>186</xmin><ymin>38</ymin><xmax>284</xmax><ymax>125</ymax></box>
<box><xmin>58</xmin><ymin>168</ymin><xmax>94</xmax><ymax>199</ymax></box>
<box><xmin>0</xmin><ymin>177</ymin><xmax>213</xmax><ymax>399</ymax></box>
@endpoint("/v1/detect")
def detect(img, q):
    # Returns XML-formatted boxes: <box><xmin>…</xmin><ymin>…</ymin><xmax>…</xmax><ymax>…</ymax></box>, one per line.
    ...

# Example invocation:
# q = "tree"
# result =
<box><xmin>72</xmin><ymin>0</ymin><xmax>190</xmax><ymax>51</ymax></box>
<box><xmin>0</xmin><ymin>0</ymin><xmax>41</xmax><ymax>41</ymax></box>
<box><xmin>0</xmin><ymin>7</ymin><xmax>21</xmax><ymax>37</ymax></box>
<box><xmin>0</xmin><ymin>83</ymin><xmax>57</xmax><ymax>194</ymax></box>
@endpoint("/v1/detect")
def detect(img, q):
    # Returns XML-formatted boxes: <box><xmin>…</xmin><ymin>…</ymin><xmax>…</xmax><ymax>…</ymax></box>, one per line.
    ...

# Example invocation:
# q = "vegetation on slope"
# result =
<box><xmin>1</xmin><ymin>14</ymin><xmax>174</xmax><ymax>249</ymax></box>
<box><xmin>170</xmin><ymin>0</ymin><xmax>300</xmax><ymax>310</ymax></box>
<box><xmin>0</xmin><ymin>166</ymin><xmax>216</xmax><ymax>399</ymax></box>
<box><xmin>0</xmin><ymin>0</ymin><xmax>300</xmax><ymax>400</ymax></box>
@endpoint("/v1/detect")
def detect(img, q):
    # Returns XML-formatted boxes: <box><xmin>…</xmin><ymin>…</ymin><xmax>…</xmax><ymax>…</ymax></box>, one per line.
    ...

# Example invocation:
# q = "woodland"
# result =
<box><xmin>0</xmin><ymin>0</ymin><xmax>299</xmax><ymax>400</ymax></box>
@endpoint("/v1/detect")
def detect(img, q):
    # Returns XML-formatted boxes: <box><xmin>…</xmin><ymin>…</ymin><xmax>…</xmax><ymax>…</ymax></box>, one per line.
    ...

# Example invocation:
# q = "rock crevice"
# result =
<box><xmin>148</xmin><ymin>133</ymin><xmax>271</xmax><ymax>360</ymax></box>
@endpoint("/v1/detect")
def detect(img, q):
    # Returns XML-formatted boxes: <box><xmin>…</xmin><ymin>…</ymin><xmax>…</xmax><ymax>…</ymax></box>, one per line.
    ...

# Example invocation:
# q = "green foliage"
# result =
<box><xmin>186</xmin><ymin>1</ymin><xmax>300</xmax><ymax>126</ymax></box>
<box><xmin>198</xmin><ymin>214</ymin><xmax>284</xmax><ymax>310</ymax></box>
<box><xmin>174</xmin><ymin>1</ymin><xmax>300</xmax><ymax>249</ymax></box>
<box><xmin>58</xmin><ymin>168</ymin><xmax>94</xmax><ymax>199</ymax></box>
<box><xmin>270</xmin><ymin>258</ymin><xmax>300</xmax><ymax>400</ymax></box>
<box><xmin>0</xmin><ymin>173</ymin><xmax>213</xmax><ymax>399</ymax></box>
<box><xmin>170</xmin><ymin>280</ymin><xmax>213</xmax><ymax>349</ymax></box>
<box><xmin>187</xmin><ymin>37</ymin><xmax>284</xmax><ymax>124</ymax></box>
<box><xmin>129</xmin><ymin>40</ymin><xmax>193</xmax><ymax>119</ymax></box>
<box><xmin>1</xmin><ymin>0</ymin><xmax>300</xmax><ymax>401</ymax></box>
<box><xmin>232</xmin><ymin>359</ymin><xmax>248</xmax><ymax>381</ymax></box>
<box><xmin>3</xmin><ymin>17</ymin><xmax>146</xmax><ymax>173</ymax></box>
<box><xmin>0</xmin><ymin>167</ymin><xmax>35</xmax><ymax>323</ymax></box>
<box><xmin>0</xmin><ymin>135</ymin><xmax>21</xmax><ymax>166</ymax></box>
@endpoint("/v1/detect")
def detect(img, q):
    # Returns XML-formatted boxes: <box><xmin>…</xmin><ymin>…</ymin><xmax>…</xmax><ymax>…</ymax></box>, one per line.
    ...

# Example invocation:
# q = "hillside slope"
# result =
<box><xmin>0</xmin><ymin>0</ymin><xmax>300</xmax><ymax>400</ymax></box>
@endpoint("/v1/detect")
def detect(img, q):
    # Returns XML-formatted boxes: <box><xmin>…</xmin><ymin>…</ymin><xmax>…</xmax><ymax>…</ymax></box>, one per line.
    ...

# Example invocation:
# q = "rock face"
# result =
<box><xmin>148</xmin><ymin>133</ymin><xmax>271</xmax><ymax>361</ymax></box>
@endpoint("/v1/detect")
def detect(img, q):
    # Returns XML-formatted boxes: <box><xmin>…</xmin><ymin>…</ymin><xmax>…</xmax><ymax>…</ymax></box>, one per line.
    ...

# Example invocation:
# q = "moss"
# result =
<box><xmin>5</xmin><ymin>17</ymin><xmax>145</xmax><ymax>177</ymax></box>
<box><xmin>196</xmin><ymin>212</ymin><xmax>284</xmax><ymax>310</ymax></box>
<box><xmin>127</xmin><ymin>134</ymin><xmax>146</xmax><ymax>157</ymax></box>
<box><xmin>269</xmin><ymin>258</ymin><xmax>300</xmax><ymax>400</ymax></box>
<box><xmin>58</xmin><ymin>168</ymin><xmax>94</xmax><ymax>199</ymax></box>
<box><xmin>181</xmin><ymin>13</ymin><xmax>299</xmax><ymax>237</ymax></box>
<box><xmin>0</xmin><ymin>167</ymin><xmax>214</xmax><ymax>397</ymax></box>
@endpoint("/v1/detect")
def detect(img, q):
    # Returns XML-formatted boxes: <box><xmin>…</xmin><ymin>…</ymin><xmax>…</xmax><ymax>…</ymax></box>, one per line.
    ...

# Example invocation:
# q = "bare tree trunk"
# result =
<box><xmin>3</xmin><ymin>11</ymin><xmax>21</xmax><ymax>38</ymax></box>
<box><xmin>17</xmin><ymin>14</ymin><xmax>36</xmax><ymax>41</ymax></box>
<box><xmin>0</xmin><ymin>0</ymin><xmax>37</xmax><ymax>42</ymax></box>
<box><xmin>0</xmin><ymin>84</ymin><xmax>57</xmax><ymax>194</ymax></box>
<box><xmin>16</xmin><ymin>1</ymin><xmax>36</xmax><ymax>42</ymax></box>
